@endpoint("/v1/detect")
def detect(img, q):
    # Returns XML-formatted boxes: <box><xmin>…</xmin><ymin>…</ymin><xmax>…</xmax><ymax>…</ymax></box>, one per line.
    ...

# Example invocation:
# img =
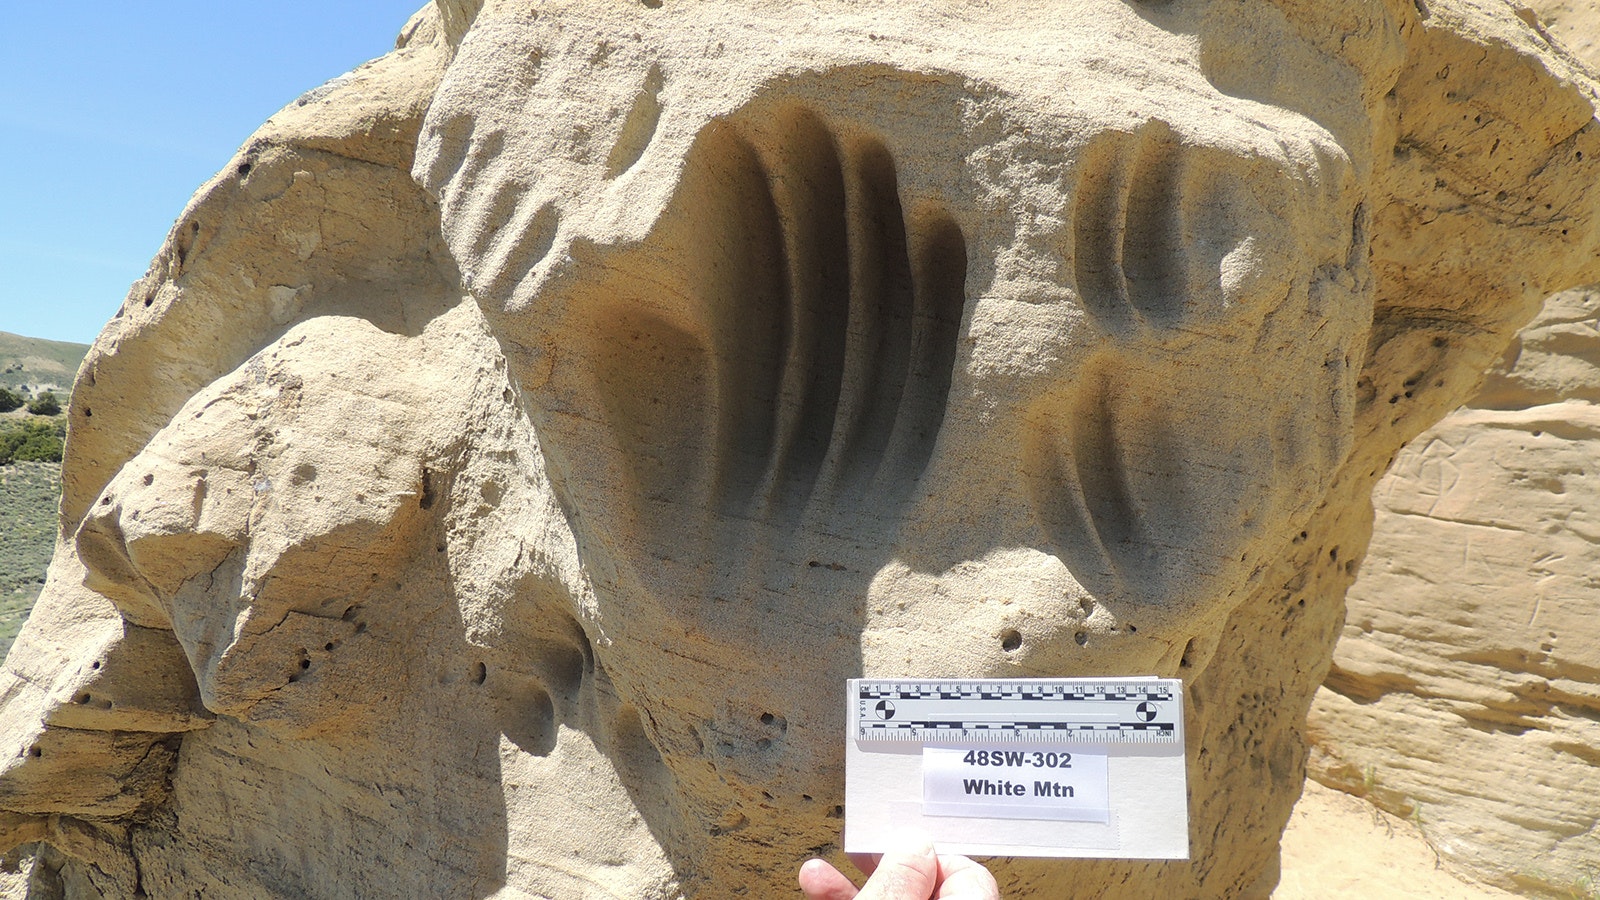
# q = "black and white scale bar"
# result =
<box><xmin>856</xmin><ymin>686</ymin><xmax>1175</xmax><ymax>702</ymax></box>
<box><xmin>851</xmin><ymin>677</ymin><xmax>1184</xmax><ymax>745</ymax></box>
<box><xmin>855</xmin><ymin>724</ymin><xmax>1178</xmax><ymax>743</ymax></box>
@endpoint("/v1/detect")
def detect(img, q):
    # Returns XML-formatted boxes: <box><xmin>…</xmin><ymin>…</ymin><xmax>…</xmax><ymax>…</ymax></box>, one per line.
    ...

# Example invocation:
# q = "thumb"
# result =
<box><xmin>856</xmin><ymin>839</ymin><xmax>939</xmax><ymax>900</ymax></box>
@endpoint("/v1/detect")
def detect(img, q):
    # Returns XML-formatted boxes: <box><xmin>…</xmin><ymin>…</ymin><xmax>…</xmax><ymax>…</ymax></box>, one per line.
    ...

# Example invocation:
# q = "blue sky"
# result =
<box><xmin>2</xmin><ymin>1</ymin><xmax>425</xmax><ymax>345</ymax></box>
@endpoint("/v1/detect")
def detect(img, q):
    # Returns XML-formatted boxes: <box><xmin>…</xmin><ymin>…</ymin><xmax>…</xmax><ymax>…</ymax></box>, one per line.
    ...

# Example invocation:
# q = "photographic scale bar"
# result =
<box><xmin>853</xmin><ymin>678</ymin><xmax>1182</xmax><ymax>745</ymax></box>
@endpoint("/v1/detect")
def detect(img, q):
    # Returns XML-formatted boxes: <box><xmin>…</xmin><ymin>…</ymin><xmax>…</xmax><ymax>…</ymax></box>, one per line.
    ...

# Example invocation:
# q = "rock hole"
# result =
<box><xmin>1179</xmin><ymin>638</ymin><xmax>1198</xmax><ymax>668</ymax></box>
<box><xmin>1000</xmin><ymin>629</ymin><xmax>1022</xmax><ymax>652</ymax></box>
<box><xmin>418</xmin><ymin>467</ymin><xmax>435</xmax><ymax>510</ymax></box>
<box><xmin>1074</xmin><ymin>631</ymin><xmax>1088</xmax><ymax>646</ymax></box>
<box><xmin>604</xmin><ymin>63</ymin><xmax>665</xmax><ymax>179</ymax></box>
<box><xmin>480</xmin><ymin>479</ymin><xmax>503</xmax><ymax>506</ymax></box>
<box><xmin>500</xmin><ymin>682</ymin><xmax>558</xmax><ymax>756</ymax></box>
<box><xmin>83</xmin><ymin>407</ymin><xmax>92</xmax><ymax>417</ymax></box>
<box><xmin>91</xmin><ymin>661</ymin><xmax>101</xmax><ymax>670</ymax></box>
<box><xmin>143</xmin><ymin>473</ymin><xmax>154</xmax><ymax>486</ymax></box>
<box><xmin>590</xmin><ymin>307</ymin><xmax>715</xmax><ymax>515</ymax></box>
<box><xmin>827</xmin><ymin>805</ymin><xmax>844</xmax><ymax>819</ymax></box>
<box><xmin>1329</xmin><ymin>546</ymin><xmax>1340</xmax><ymax>562</ymax></box>
<box><xmin>473</xmin><ymin>662</ymin><xmax>488</xmax><ymax>685</ymax></box>
<box><xmin>1126</xmin><ymin>624</ymin><xmax>1137</xmax><ymax>634</ymax></box>
<box><xmin>299</xmin><ymin>658</ymin><xmax>311</xmax><ymax>671</ymax></box>
<box><xmin>28</xmin><ymin>747</ymin><xmax>41</xmax><ymax>758</ymax></box>
<box><xmin>584</xmin><ymin>110</ymin><xmax>963</xmax><ymax>528</ymax></box>
<box><xmin>1121</xmin><ymin>125</ymin><xmax>1189</xmax><ymax>326</ymax></box>
<box><xmin>1073</xmin><ymin>130</ymin><xmax>1132</xmax><ymax>329</ymax></box>
<box><xmin>324</xmin><ymin>642</ymin><xmax>336</xmax><ymax>652</ymax></box>
<box><xmin>1078</xmin><ymin>598</ymin><xmax>1094</xmax><ymax>615</ymax></box>
<box><xmin>76</xmin><ymin>693</ymin><xmax>91</xmax><ymax>705</ymax></box>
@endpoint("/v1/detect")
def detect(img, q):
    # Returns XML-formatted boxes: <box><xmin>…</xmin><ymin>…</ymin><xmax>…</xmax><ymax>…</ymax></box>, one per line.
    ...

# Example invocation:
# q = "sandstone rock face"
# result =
<box><xmin>1299</xmin><ymin>3</ymin><xmax>1600</xmax><ymax>895</ymax></box>
<box><xmin>1308</xmin><ymin>285</ymin><xmax>1600</xmax><ymax>895</ymax></box>
<box><xmin>4</xmin><ymin>2</ymin><xmax>1600</xmax><ymax>898</ymax></box>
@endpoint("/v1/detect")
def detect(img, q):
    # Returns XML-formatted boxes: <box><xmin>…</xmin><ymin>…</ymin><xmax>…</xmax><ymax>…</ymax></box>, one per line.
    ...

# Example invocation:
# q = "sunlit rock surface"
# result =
<box><xmin>5</xmin><ymin>1</ymin><xmax>1600</xmax><ymax>897</ymax></box>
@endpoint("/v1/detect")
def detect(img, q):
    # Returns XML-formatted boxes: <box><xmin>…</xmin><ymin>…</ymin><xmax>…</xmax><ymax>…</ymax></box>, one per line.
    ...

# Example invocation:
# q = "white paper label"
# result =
<box><xmin>922</xmin><ymin>745</ymin><xmax>1110</xmax><ymax>823</ymax></box>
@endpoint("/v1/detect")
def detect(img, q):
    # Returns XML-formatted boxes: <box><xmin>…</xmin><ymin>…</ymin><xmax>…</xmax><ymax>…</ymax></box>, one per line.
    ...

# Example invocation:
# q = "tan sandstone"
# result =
<box><xmin>4</xmin><ymin>1</ymin><xmax>1600</xmax><ymax>897</ymax></box>
<box><xmin>1307</xmin><ymin>282</ymin><xmax>1600</xmax><ymax>896</ymax></box>
<box><xmin>1293</xmin><ymin>3</ymin><xmax>1600</xmax><ymax>896</ymax></box>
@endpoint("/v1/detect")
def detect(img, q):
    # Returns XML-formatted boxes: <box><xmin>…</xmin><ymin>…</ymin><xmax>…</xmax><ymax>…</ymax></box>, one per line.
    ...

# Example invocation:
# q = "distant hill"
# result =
<box><xmin>0</xmin><ymin>331</ymin><xmax>91</xmax><ymax>398</ymax></box>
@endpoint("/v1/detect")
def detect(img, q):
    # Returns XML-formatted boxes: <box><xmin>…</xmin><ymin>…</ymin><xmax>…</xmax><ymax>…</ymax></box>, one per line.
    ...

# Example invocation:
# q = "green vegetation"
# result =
<box><xmin>25</xmin><ymin>391</ymin><xmax>60</xmax><ymax>417</ymax></box>
<box><xmin>0</xmin><ymin>333</ymin><xmax>85</xmax><ymax>659</ymax></box>
<box><xmin>0</xmin><ymin>461</ymin><xmax>61</xmax><ymax>658</ymax></box>
<box><xmin>0</xmin><ymin>417</ymin><xmax>65</xmax><ymax>465</ymax></box>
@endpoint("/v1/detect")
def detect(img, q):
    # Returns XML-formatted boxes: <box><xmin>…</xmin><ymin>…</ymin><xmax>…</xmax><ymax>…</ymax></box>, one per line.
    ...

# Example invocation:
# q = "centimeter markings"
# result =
<box><xmin>853</xmin><ymin>678</ymin><xmax>1183</xmax><ymax>744</ymax></box>
<box><xmin>856</xmin><ymin>725</ymin><xmax>1177</xmax><ymax>743</ymax></box>
<box><xmin>856</xmin><ymin>682</ymin><xmax>1175</xmax><ymax>701</ymax></box>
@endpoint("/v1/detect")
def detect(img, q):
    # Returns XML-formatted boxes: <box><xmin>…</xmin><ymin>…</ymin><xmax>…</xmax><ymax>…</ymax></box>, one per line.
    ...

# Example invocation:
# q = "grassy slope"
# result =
<box><xmin>0</xmin><ymin>462</ymin><xmax>60</xmax><ymax>658</ymax></box>
<box><xmin>0</xmin><ymin>334</ymin><xmax>87</xmax><ymax>657</ymax></box>
<box><xmin>0</xmin><ymin>331</ymin><xmax>91</xmax><ymax>395</ymax></box>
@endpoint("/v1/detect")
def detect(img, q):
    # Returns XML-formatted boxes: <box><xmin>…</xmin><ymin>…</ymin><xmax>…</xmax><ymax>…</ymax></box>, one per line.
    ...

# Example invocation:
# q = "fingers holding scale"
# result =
<box><xmin>799</xmin><ymin>841</ymin><xmax>998</xmax><ymax>900</ymax></box>
<box><xmin>799</xmin><ymin>858</ymin><xmax>863</xmax><ymax>900</ymax></box>
<box><xmin>933</xmin><ymin>854</ymin><xmax>1000</xmax><ymax>900</ymax></box>
<box><xmin>855</xmin><ymin>841</ymin><xmax>941</xmax><ymax>900</ymax></box>
<box><xmin>848</xmin><ymin>852</ymin><xmax>884</xmax><ymax>877</ymax></box>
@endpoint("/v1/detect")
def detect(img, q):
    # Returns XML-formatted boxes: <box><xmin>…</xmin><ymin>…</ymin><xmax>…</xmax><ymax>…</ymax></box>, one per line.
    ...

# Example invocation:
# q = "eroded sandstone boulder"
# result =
<box><xmin>1309</xmin><ymin>284</ymin><xmax>1600</xmax><ymax>896</ymax></box>
<box><xmin>1298</xmin><ymin>3</ymin><xmax>1600</xmax><ymax>895</ymax></box>
<box><xmin>3</xmin><ymin>1</ymin><xmax>1600</xmax><ymax>897</ymax></box>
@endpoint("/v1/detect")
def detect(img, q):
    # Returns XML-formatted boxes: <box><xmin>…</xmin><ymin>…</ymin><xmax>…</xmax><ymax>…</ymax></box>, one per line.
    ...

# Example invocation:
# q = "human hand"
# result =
<box><xmin>798</xmin><ymin>840</ymin><xmax>999</xmax><ymax>900</ymax></box>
